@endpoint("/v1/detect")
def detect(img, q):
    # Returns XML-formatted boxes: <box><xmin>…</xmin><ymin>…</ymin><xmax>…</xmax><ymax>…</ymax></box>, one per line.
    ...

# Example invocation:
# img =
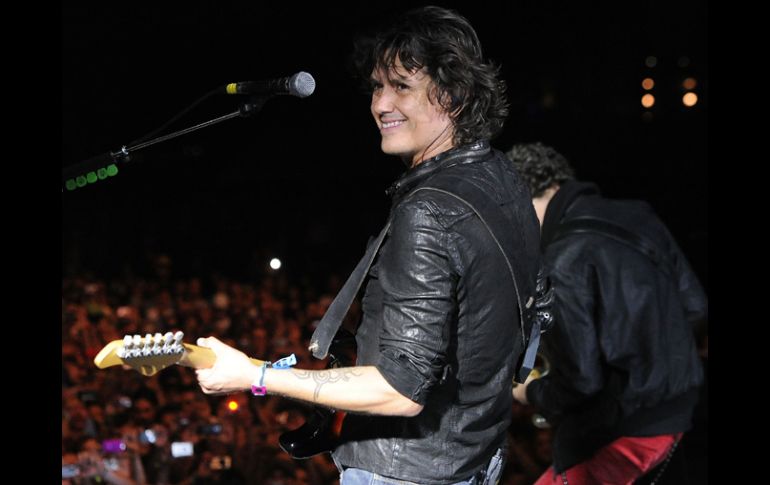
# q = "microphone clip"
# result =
<box><xmin>238</xmin><ymin>96</ymin><xmax>269</xmax><ymax>118</ymax></box>
<box><xmin>109</xmin><ymin>145</ymin><xmax>131</xmax><ymax>163</ymax></box>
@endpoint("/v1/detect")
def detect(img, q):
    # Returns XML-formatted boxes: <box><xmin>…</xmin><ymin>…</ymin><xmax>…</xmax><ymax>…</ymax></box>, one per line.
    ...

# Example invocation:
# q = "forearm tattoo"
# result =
<box><xmin>294</xmin><ymin>368</ymin><xmax>364</xmax><ymax>401</ymax></box>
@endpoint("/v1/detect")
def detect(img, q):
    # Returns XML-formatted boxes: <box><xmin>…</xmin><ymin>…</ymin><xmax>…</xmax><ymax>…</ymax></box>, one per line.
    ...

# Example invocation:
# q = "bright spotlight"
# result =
<box><xmin>682</xmin><ymin>92</ymin><xmax>698</xmax><ymax>107</ymax></box>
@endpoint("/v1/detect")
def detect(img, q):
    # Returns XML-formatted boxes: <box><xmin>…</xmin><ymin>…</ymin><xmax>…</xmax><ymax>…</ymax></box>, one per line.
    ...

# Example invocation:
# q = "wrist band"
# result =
<box><xmin>272</xmin><ymin>353</ymin><xmax>297</xmax><ymax>369</ymax></box>
<box><xmin>250</xmin><ymin>354</ymin><xmax>297</xmax><ymax>396</ymax></box>
<box><xmin>251</xmin><ymin>362</ymin><xmax>269</xmax><ymax>396</ymax></box>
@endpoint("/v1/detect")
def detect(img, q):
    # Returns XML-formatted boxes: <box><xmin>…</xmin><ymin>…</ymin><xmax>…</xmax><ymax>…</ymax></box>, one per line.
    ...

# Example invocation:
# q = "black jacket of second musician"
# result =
<box><xmin>526</xmin><ymin>180</ymin><xmax>706</xmax><ymax>472</ymax></box>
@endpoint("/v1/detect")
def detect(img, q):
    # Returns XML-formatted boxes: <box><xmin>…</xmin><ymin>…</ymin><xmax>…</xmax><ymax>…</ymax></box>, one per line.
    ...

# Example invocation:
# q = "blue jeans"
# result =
<box><xmin>338</xmin><ymin>448</ymin><xmax>504</xmax><ymax>485</ymax></box>
<box><xmin>340</xmin><ymin>468</ymin><xmax>473</xmax><ymax>485</ymax></box>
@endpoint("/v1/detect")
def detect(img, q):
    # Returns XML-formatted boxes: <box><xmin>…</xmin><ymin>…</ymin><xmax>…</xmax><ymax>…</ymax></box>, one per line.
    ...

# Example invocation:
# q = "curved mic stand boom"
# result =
<box><xmin>62</xmin><ymin>96</ymin><xmax>267</xmax><ymax>193</ymax></box>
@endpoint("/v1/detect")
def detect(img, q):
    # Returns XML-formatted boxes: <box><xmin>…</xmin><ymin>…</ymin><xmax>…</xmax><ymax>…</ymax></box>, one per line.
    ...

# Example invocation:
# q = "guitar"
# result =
<box><xmin>95</xmin><ymin>330</ymin><xmax>344</xmax><ymax>459</ymax></box>
<box><xmin>93</xmin><ymin>331</ymin><xmax>266</xmax><ymax>376</ymax></box>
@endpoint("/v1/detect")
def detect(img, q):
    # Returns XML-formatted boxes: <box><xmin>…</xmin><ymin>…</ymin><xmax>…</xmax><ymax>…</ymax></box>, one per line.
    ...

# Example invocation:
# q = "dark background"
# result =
<box><xmin>62</xmin><ymin>1</ymin><xmax>708</xmax><ymax>290</ymax></box>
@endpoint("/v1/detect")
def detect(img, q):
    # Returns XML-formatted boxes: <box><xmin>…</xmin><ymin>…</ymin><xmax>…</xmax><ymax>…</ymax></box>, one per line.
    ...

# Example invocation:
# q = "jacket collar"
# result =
<box><xmin>385</xmin><ymin>140</ymin><xmax>491</xmax><ymax>199</ymax></box>
<box><xmin>541</xmin><ymin>180</ymin><xmax>600</xmax><ymax>249</ymax></box>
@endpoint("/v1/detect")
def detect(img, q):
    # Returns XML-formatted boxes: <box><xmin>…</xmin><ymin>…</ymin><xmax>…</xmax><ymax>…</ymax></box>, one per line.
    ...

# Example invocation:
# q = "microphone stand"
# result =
<box><xmin>62</xmin><ymin>97</ymin><xmax>267</xmax><ymax>192</ymax></box>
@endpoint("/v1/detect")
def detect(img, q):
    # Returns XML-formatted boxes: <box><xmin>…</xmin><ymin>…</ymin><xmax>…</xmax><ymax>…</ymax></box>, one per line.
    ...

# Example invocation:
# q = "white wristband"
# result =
<box><xmin>250</xmin><ymin>362</ymin><xmax>268</xmax><ymax>396</ymax></box>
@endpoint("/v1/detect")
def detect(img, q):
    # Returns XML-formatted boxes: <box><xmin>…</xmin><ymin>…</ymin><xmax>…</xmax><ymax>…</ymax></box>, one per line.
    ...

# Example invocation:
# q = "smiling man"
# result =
<box><xmin>370</xmin><ymin>58</ymin><xmax>454</xmax><ymax>166</ymax></box>
<box><xmin>195</xmin><ymin>6</ymin><xmax>542</xmax><ymax>484</ymax></box>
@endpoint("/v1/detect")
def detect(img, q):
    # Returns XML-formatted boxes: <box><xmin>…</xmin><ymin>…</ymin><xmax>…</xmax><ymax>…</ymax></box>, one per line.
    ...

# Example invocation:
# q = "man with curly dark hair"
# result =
<box><xmin>508</xmin><ymin>142</ymin><xmax>706</xmax><ymax>485</ymax></box>
<box><xmin>194</xmin><ymin>7</ymin><xmax>542</xmax><ymax>484</ymax></box>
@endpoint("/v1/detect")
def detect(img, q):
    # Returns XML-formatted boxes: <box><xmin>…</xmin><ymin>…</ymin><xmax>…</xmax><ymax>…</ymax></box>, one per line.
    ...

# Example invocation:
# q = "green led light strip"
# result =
<box><xmin>64</xmin><ymin>164</ymin><xmax>119</xmax><ymax>191</ymax></box>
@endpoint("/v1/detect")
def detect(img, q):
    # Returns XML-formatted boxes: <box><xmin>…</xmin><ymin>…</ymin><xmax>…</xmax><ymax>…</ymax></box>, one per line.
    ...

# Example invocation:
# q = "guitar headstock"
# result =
<box><xmin>94</xmin><ymin>331</ymin><xmax>188</xmax><ymax>376</ymax></box>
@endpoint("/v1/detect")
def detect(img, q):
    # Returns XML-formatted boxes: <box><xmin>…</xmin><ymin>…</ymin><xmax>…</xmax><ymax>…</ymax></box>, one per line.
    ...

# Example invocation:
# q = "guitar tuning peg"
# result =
<box><xmin>153</xmin><ymin>333</ymin><xmax>163</xmax><ymax>355</ymax></box>
<box><xmin>118</xmin><ymin>335</ymin><xmax>133</xmax><ymax>358</ymax></box>
<box><xmin>132</xmin><ymin>335</ymin><xmax>143</xmax><ymax>357</ymax></box>
<box><xmin>142</xmin><ymin>334</ymin><xmax>153</xmax><ymax>356</ymax></box>
<box><xmin>171</xmin><ymin>331</ymin><xmax>184</xmax><ymax>353</ymax></box>
<box><xmin>163</xmin><ymin>332</ymin><xmax>174</xmax><ymax>354</ymax></box>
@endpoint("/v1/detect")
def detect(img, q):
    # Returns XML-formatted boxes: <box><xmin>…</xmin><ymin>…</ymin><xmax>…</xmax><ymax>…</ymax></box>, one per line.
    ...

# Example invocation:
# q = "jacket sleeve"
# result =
<box><xmin>671</xmin><ymin>235</ymin><xmax>708</xmax><ymax>325</ymax></box>
<box><xmin>375</xmin><ymin>198</ymin><xmax>455</xmax><ymax>406</ymax></box>
<box><xmin>526</xmin><ymin>260</ymin><xmax>605</xmax><ymax>418</ymax></box>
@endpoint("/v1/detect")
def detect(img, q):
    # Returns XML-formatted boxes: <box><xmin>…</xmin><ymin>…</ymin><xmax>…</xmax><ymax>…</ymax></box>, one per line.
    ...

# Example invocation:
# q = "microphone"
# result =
<box><xmin>225</xmin><ymin>71</ymin><xmax>315</xmax><ymax>98</ymax></box>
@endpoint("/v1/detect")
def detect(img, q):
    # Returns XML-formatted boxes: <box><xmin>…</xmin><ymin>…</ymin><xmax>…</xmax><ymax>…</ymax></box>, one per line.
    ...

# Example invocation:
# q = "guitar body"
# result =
<box><xmin>278</xmin><ymin>329</ymin><xmax>355</xmax><ymax>459</ymax></box>
<box><xmin>279</xmin><ymin>407</ymin><xmax>341</xmax><ymax>458</ymax></box>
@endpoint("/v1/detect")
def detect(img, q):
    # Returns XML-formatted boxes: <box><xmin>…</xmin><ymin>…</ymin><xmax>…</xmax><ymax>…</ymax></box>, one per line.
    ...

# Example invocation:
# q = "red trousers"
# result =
<box><xmin>533</xmin><ymin>433</ymin><xmax>681</xmax><ymax>485</ymax></box>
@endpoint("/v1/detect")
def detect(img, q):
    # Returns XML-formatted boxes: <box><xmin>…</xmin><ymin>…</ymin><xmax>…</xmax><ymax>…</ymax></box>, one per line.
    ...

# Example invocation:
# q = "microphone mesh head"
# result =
<box><xmin>289</xmin><ymin>71</ymin><xmax>316</xmax><ymax>98</ymax></box>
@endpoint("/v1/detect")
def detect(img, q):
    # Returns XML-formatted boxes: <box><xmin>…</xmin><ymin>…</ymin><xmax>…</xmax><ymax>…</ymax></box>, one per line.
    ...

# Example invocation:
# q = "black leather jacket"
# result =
<box><xmin>333</xmin><ymin>141</ymin><xmax>541</xmax><ymax>484</ymax></box>
<box><xmin>526</xmin><ymin>181</ymin><xmax>707</xmax><ymax>472</ymax></box>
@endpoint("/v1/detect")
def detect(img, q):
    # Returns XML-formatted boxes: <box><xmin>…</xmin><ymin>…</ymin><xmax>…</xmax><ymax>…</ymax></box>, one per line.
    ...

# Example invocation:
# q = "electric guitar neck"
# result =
<box><xmin>93</xmin><ymin>331</ymin><xmax>265</xmax><ymax>376</ymax></box>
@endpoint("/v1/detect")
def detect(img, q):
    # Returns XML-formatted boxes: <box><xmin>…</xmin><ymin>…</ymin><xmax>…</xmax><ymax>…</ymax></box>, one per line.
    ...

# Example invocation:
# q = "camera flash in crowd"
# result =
<box><xmin>227</xmin><ymin>400</ymin><xmax>239</xmax><ymax>412</ymax></box>
<box><xmin>269</xmin><ymin>258</ymin><xmax>282</xmax><ymax>270</ymax></box>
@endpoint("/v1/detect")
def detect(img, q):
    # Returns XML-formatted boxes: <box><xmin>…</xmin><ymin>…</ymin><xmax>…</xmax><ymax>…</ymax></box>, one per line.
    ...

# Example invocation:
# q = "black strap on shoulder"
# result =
<box><xmin>552</xmin><ymin>217</ymin><xmax>673</xmax><ymax>277</ymax></box>
<box><xmin>415</xmin><ymin>180</ymin><xmax>540</xmax><ymax>383</ymax></box>
<box><xmin>308</xmin><ymin>220</ymin><xmax>392</xmax><ymax>359</ymax></box>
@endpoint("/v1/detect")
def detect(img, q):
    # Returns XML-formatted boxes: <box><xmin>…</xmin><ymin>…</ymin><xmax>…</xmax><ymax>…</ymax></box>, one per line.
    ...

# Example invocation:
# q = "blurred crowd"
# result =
<box><xmin>62</xmin><ymin>254</ymin><xmax>705</xmax><ymax>484</ymax></box>
<box><xmin>62</xmin><ymin>255</ymin><xmax>344</xmax><ymax>485</ymax></box>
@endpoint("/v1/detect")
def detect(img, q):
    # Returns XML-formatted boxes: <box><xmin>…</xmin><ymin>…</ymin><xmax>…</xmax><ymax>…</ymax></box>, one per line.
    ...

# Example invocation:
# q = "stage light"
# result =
<box><xmin>645</xmin><ymin>56</ymin><xmax>657</xmax><ymax>68</ymax></box>
<box><xmin>683</xmin><ymin>77</ymin><xmax>697</xmax><ymax>90</ymax></box>
<box><xmin>269</xmin><ymin>258</ymin><xmax>282</xmax><ymax>270</ymax></box>
<box><xmin>642</xmin><ymin>78</ymin><xmax>655</xmax><ymax>90</ymax></box>
<box><xmin>641</xmin><ymin>94</ymin><xmax>655</xmax><ymax>108</ymax></box>
<box><xmin>682</xmin><ymin>92</ymin><xmax>698</xmax><ymax>107</ymax></box>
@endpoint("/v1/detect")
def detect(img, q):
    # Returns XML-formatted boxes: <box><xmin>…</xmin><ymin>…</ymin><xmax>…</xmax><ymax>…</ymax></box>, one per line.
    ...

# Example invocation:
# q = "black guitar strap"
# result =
<box><xmin>310</xmin><ymin>177</ymin><xmax>540</xmax><ymax>383</ymax></box>
<box><xmin>309</xmin><ymin>220</ymin><xmax>392</xmax><ymax>359</ymax></box>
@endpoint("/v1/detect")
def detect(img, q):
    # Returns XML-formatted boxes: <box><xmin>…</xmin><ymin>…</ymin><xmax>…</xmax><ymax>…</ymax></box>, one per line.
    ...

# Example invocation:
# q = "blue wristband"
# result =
<box><xmin>272</xmin><ymin>353</ymin><xmax>297</xmax><ymax>369</ymax></box>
